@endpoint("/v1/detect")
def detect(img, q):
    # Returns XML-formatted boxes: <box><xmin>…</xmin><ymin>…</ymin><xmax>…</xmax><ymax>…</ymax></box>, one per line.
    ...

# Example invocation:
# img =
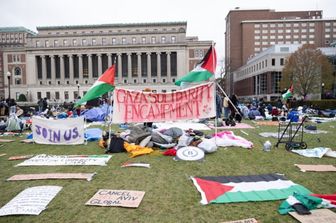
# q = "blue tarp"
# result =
<box><xmin>84</xmin><ymin>128</ymin><xmax>103</xmax><ymax>141</ymax></box>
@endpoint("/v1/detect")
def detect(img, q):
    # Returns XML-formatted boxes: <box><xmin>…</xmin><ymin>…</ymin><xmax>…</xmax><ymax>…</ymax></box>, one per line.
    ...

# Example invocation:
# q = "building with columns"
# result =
<box><xmin>1</xmin><ymin>22</ymin><xmax>213</xmax><ymax>102</ymax></box>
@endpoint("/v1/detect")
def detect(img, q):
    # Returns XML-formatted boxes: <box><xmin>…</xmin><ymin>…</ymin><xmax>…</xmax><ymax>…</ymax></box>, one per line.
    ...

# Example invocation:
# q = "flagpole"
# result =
<box><xmin>216</xmin><ymin>82</ymin><xmax>241</xmax><ymax>116</ymax></box>
<box><xmin>211</xmin><ymin>42</ymin><xmax>219</xmax><ymax>145</ymax></box>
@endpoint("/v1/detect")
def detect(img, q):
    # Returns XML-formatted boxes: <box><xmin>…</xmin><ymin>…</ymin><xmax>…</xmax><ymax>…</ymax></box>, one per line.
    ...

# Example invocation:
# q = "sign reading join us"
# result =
<box><xmin>32</xmin><ymin>116</ymin><xmax>84</xmax><ymax>145</ymax></box>
<box><xmin>112</xmin><ymin>82</ymin><xmax>216</xmax><ymax>123</ymax></box>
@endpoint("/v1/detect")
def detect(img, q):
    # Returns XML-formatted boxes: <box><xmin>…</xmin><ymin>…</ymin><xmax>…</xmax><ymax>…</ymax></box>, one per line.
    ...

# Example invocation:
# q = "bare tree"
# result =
<box><xmin>280</xmin><ymin>44</ymin><xmax>333</xmax><ymax>99</ymax></box>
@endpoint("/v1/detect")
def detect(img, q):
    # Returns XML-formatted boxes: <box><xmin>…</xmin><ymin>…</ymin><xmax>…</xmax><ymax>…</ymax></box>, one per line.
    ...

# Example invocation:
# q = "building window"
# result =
<box><xmin>278</xmin><ymin>35</ymin><xmax>283</xmax><ymax>39</ymax></box>
<box><xmin>293</xmin><ymin>35</ymin><xmax>299</xmax><ymax>39</ymax></box>
<box><xmin>262</xmin><ymin>36</ymin><xmax>268</xmax><ymax>39</ymax></box>
<box><xmin>285</xmin><ymin>23</ymin><xmax>291</xmax><ymax>27</ymax></box>
<box><xmin>285</xmin><ymin>35</ymin><xmax>291</xmax><ymax>39</ymax></box>
<box><xmin>272</xmin><ymin>58</ymin><xmax>275</xmax><ymax>66</ymax></box>
<box><xmin>46</xmin><ymin>92</ymin><xmax>51</xmax><ymax>99</ymax></box>
<box><xmin>255</xmin><ymin>41</ymin><xmax>260</xmax><ymax>45</ymax></box>
<box><xmin>309</xmin><ymin>34</ymin><xmax>315</xmax><ymax>39</ymax></box>
<box><xmin>123</xmin><ymin>79</ymin><xmax>127</xmax><ymax>84</ymax></box>
<box><xmin>255</xmin><ymin>30</ymin><xmax>260</xmax><ymax>34</ymax></box>
<box><xmin>143</xmin><ymin>79</ymin><xmax>146</xmax><ymax>83</ymax></box>
<box><xmin>15</xmin><ymin>79</ymin><xmax>21</xmax><ymax>85</ymax></box>
<box><xmin>54</xmin><ymin>40</ymin><xmax>58</xmax><ymax>46</ymax></box>
<box><xmin>171</xmin><ymin>36</ymin><xmax>176</xmax><ymax>43</ymax></box>
<box><xmin>92</xmin><ymin>38</ymin><xmax>96</xmax><ymax>45</ymax></box>
<box><xmin>262</xmin><ymin>30</ymin><xmax>268</xmax><ymax>34</ymax></box>
<box><xmin>37</xmin><ymin>92</ymin><xmax>42</xmax><ymax>99</ymax></box>
<box><xmin>102</xmin><ymin>38</ymin><xmax>106</xmax><ymax>45</ymax></box>
<box><xmin>262</xmin><ymin>24</ymin><xmax>268</xmax><ymax>28</ymax></box>
<box><xmin>270</xmin><ymin>30</ymin><xmax>276</xmax><ymax>33</ymax></box>
<box><xmin>14</xmin><ymin>67</ymin><xmax>21</xmax><ymax>76</ymax></box>
<box><xmin>301</xmin><ymin>23</ymin><xmax>307</xmax><ymax>27</ymax></box>
<box><xmin>309</xmin><ymin>23</ymin><xmax>315</xmax><ymax>27</ymax></box>
<box><xmin>254</xmin><ymin>36</ymin><xmax>260</xmax><ymax>40</ymax></box>
<box><xmin>161</xmin><ymin>36</ymin><xmax>166</xmax><ymax>43</ymax></box>
<box><xmin>64</xmin><ymin>91</ymin><xmax>69</xmax><ymax>100</ymax></box>
<box><xmin>55</xmin><ymin>92</ymin><xmax>60</xmax><ymax>100</ymax></box>
<box><xmin>254</xmin><ymin>24</ymin><xmax>260</xmax><ymax>28</ymax></box>
<box><xmin>301</xmin><ymin>29</ymin><xmax>307</xmax><ymax>32</ymax></box>
<box><xmin>294</xmin><ymin>29</ymin><xmax>299</xmax><ymax>33</ymax></box>
<box><xmin>45</xmin><ymin>40</ymin><xmax>49</xmax><ymax>47</ymax></box>
<box><xmin>151</xmin><ymin>37</ymin><xmax>156</xmax><ymax>44</ymax></box>
<box><xmin>134</xmin><ymin>79</ymin><xmax>137</xmax><ymax>83</ymax></box>
<box><xmin>270</xmin><ymin>24</ymin><xmax>276</xmax><ymax>28</ymax></box>
<box><xmin>82</xmin><ymin>39</ymin><xmax>87</xmax><ymax>45</ymax></box>
<box><xmin>285</xmin><ymin>29</ymin><xmax>291</xmax><ymax>33</ymax></box>
<box><xmin>293</xmin><ymin>23</ymin><xmax>299</xmax><ymax>27</ymax></box>
<box><xmin>325</xmin><ymin>22</ymin><xmax>331</xmax><ymax>26</ymax></box>
<box><xmin>73</xmin><ymin>39</ymin><xmax>77</xmax><ymax>46</ymax></box>
<box><xmin>280</xmin><ymin>58</ymin><xmax>284</xmax><ymax>66</ymax></box>
<box><xmin>309</xmin><ymin>29</ymin><xmax>315</xmax><ymax>33</ymax></box>
<box><xmin>132</xmin><ymin>37</ymin><xmax>136</xmax><ymax>44</ymax></box>
<box><xmin>153</xmin><ymin>79</ymin><xmax>156</xmax><ymax>83</ymax></box>
<box><xmin>270</xmin><ymin>36</ymin><xmax>275</xmax><ymax>39</ymax></box>
<box><xmin>141</xmin><ymin>37</ymin><xmax>146</xmax><ymax>44</ymax></box>
<box><xmin>301</xmin><ymin>34</ymin><xmax>307</xmax><ymax>38</ymax></box>
<box><xmin>278</xmin><ymin>30</ymin><xmax>283</xmax><ymax>33</ymax></box>
<box><xmin>325</xmin><ymin>34</ymin><xmax>330</xmax><ymax>38</ymax></box>
<box><xmin>122</xmin><ymin>37</ymin><xmax>126</xmax><ymax>44</ymax></box>
<box><xmin>112</xmin><ymin>38</ymin><xmax>116</xmax><ymax>45</ymax></box>
<box><xmin>325</xmin><ymin>28</ymin><xmax>331</xmax><ymax>32</ymax></box>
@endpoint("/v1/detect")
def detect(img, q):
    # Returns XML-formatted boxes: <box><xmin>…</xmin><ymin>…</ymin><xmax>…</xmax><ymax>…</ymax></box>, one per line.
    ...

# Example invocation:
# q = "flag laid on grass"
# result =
<box><xmin>279</xmin><ymin>192</ymin><xmax>336</xmax><ymax>215</ymax></box>
<box><xmin>191</xmin><ymin>173</ymin><xmax>311</xmax><ymax>205</ymax></box>
<box><xmin>75</xmin><ymin>65</ymin><xmax>115</xmax><ymax>106</ymax></box>
<box><xmin>282</xmin><ymin>84</ymin><xmax>293</xmax><ymax>100</ymax></box>
<box><xmin>175</xmin><ymin>45</ymin><xmax>217</xmax><ymax>86</ymax></box>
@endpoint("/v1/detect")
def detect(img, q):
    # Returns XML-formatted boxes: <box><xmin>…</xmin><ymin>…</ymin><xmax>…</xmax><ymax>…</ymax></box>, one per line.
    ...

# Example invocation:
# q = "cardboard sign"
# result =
<box><xmin>289</xmin><ymin>209</ymin><xmax>336</xmax><ymax>223</ymax></box>
<box><xmin>16</xmin><ymin>154</ymin><xmax>112</xmax><ymax>166</ymax></box>
<box><xmin>32</xmin><ymin>116</ymin><xmax>84</xmax><ymax>145</ymax></box>
<box><xmin>7</xmin><ymin>173</ymin><xmax>96</xmax><ymax>181</ymax></box>
<box><xmin>8</xmin><ymin>155</ymin><xmax>34</xmax><ymax>160</ymax></box>
<box><xmin>221</xmin><ymin>218</ymin><xmax>258</xmax><ymax>223</ymax></box>
<box><xmin>0</xmin><ymin>186</ymin><xmax>62</xmax><ymax>216</ymax></box>
<box><xmin>295</xmin><ymin>164</ymin><xmax>336</xmax><ymax>172</ymax></box>
<box><xmin>112</xmin><ymin>82</ymin><xmax>215</xmax><ymax>123</ymax></box>
<box><xmin>0</xmin><ymin>139</ymin><xmax>14</xmax><ymax>142</ymax></box>
<box><xmin>86</xmin><ymin>190</ymin><xmax>145</xmax><ymax>208</ymax></box>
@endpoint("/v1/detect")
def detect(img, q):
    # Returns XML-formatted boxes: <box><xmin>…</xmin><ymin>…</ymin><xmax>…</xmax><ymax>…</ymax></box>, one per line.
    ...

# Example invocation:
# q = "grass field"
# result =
<box><xmin>0</xmin><ymin>120</ymin><xmax>335</xmax><ymax>223</ymax></box>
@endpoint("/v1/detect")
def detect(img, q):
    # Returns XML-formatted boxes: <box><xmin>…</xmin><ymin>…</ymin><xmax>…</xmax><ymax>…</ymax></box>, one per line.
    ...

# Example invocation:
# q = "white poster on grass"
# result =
<box><xmin>32</xmin><ymin>116</ymin><xmax>84</xmax><ymax>145</ymax></box>
<box><xmin>0</xmin><ymin>186</ymin><xmax>62</xmax><ymax>216</ymax></box>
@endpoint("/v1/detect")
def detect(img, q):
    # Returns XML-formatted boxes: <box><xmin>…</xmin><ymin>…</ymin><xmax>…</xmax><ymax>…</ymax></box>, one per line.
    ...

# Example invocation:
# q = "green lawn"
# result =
<box><xmin>0</xmin><ymin>120</ymin><xmax>335</xmax><ymax>223</ymax></box>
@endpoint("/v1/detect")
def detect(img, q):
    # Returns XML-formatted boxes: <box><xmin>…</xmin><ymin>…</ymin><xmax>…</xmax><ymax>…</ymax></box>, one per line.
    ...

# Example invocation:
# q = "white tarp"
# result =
<box><xmin>154</xmin><ymin>121</ymin><xmax>211</xmax><ymax>131</ymax></box>
<box><xmin>32</xmin><ymin>116</ymin><xmax>85</xmax><ymax>145</ymax></box>
<box><xmin>291</xmin><ymin>147</ymin><xmax>336</xmax><ymax>158</ymax></box>
<box><xmin>16</xmin><ymin>154</ymin><xmax>112</xmax><ymax>166</ymax></box>
<box><xmin>0</xmin><ymin>186</ymin><xmax>62</xmax><ymax>216</ymax></box>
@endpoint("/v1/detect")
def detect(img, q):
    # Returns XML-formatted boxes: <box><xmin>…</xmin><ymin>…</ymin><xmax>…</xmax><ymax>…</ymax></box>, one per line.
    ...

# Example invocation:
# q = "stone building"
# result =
<box><xmin>1</xmin><ymin>22</ymin><xmax>213</xmax><ymax>102</ymax></box>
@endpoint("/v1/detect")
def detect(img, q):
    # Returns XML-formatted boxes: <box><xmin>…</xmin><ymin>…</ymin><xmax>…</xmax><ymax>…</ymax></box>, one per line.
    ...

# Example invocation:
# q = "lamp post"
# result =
<box><xmin>321</xmin><ymin>82</ymin><xmax>325</xmax><ymax>99</ymax></box>
<box><xmin>6</xmin><ymin>71</ymin><xmax>11</xmax><ymax>99</ymax></box>
<box><xmin>77</xmin><ymin>84</ymin><xmax>80</xmax><ymax>99</ymax></box>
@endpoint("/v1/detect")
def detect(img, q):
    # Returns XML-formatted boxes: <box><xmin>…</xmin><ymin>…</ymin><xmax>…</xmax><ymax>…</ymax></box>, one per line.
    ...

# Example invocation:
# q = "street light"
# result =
<box><xmin>321</xmin><ymin>82</ymin><xmax>325</xmax><ymax>99</ymax></box>
<box><xmin>6</xmin><ymin>71</ymin><xmax>11</xmax><ymax>99</ymax></box>
<box><xmin>77</xmin><ymin>84</ymin><xmax>80</xmax><ymax>99</ymax></box>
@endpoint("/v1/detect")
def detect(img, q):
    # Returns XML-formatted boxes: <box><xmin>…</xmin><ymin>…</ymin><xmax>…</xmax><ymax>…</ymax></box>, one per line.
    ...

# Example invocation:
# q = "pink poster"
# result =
<box><xmin>112</xmin><ymin>83</ymin><xmax>215</xmax><ymax>123</ymax></box>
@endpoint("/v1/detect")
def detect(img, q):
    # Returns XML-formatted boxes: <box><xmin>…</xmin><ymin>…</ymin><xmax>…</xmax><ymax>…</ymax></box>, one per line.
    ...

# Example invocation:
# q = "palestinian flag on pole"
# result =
<box><xmin>191</xmin><ymin>174</ymin><xmax>311</xmax><ymax>205</ymax></box>
<box><xmin>282</xmin><ymin>84</ymin><xmax>293</xmax><ymax>100</ymax></box>
<box><xmin>279</xmin><ymin>192</ymin><xmax>336</xmax><ymax>215</ymax></box>
<box><xmin>75</xmin><ymin>65</ymin><xmax>115</xmax><ymax>106</ymax></box>
<box><xmin>175</xmin><ymin>45</ymin><xmax>217</xmax><ymax>86</ymax></box>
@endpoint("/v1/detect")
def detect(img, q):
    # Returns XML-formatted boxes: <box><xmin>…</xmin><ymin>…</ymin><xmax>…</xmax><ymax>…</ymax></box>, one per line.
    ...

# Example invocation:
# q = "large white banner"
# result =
<box><xmin>112</xmin><ymin>82</ymin><xmax>216</xmax><ymax>123</ymax></box>
<box><xmin>32</xmin><ymin>116</ymin><xmax>85</xmax><ymax>145</ymax></box>
<box><xmin>0</xmin><ymin>186</ymin><xmax>62</xmax><ymax>216</ymax></box>
<box><xmin>16</xmin><ymin>154</ymin><xmax>112</xmax><ymax>166</ymax></box>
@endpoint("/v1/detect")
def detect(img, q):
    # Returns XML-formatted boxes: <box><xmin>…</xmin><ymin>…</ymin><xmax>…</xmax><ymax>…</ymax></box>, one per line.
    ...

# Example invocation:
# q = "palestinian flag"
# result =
<box><xmin>279</xmin><ymin>192</ymin><xmax>336</xmax><ymax>215</ymax></box>
<box><xmin>282</xmin><ymin>84</ymin><xmax>293</xmax><ymax>100</ymax></box>
<box><xmin>175</xmin><ymin>45</ymin><xmax>217</xmax><ymax>86</ymax></box>
<box><xmin>75</xmin><ymin>65</ymin><xmax>115</xmax><ymax>106</ymax></box>
<box><xmin>191</xmin><ymin>173</ymin><xmax>311</xmax><ymax>205</ymax></box>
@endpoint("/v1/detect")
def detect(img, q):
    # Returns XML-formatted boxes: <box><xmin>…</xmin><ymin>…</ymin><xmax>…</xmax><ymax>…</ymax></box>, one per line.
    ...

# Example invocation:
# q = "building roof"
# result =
<box><xmin>0</xmin><ymin>26</ymin><xmax>36</xmax><ymax>35</ymax></box>
<box><xmin>37</xmin><ymin>21</ymin><xmax>187</xmax><ymax>31</ymax></box>
<box><xmin>242</xmin><ymin>18</ymin><xmax>336</xmax><ymax>23</ymax></box>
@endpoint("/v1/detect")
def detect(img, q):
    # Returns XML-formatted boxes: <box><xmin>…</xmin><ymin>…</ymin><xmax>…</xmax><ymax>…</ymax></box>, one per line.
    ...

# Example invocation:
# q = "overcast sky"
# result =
<box><xmin>1</xmin><ymin>0</ymin><xmax>335</xmax><ymax>60</ymax></box>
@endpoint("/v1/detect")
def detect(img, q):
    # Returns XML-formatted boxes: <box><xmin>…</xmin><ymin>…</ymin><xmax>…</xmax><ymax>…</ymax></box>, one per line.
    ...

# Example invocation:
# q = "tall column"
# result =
<box><xmin>157</xmin><ymin>52</ymin><xmax>161</xmax><ymax>81</ymax></box>
<box><xmin>51</xmin><ymin>55</ymin><xmax>56</xmax><ymax>84</ymax></box>
<box><xmin>167</xmin><ymin>52</ymin><xmax>171</xmax><ymax>82</ymax></box>
<box><xmin>69</xmin><ymin>54</ymin><xmax>74</xmax><ymax>84</ymax></box>
<box><xmin>108</xmin><ymin>54</ymin><xmax>112</xmax><ymax>68</ymax></box>
<box><xmin>127</xmin><ymin>53</ymin><xmax>132</xmax><ymax>82</ymax></box>
<box><xmin>60</xmin><ymin>55</ymin><xmax>65</xmax><ymax>84</ymax></box>
<box><xmin>117</xmin><ymin>53</ymin><xmax>122</xmax><ymax>83</ymax></box>
<box><xmin>42</xmin><ymin>55</ymin><xmax>46</xmax><ymax>84</ymax></box>
<box><xmin>147</xmin><ymin>52</ymin><xmax>151</xmax><ymax>82</ymax></box>
<box><xmin>35</xmin><ymin>56</ymin><xmax>39</xmax><ymax>80</ymax></box>
<box><xmin>97</xmin><ymin>54</ymin><xmax>102</xmax><ymax>75</ymax></box>
<box><xmin>78</xmin><ymin>54</ymin><xmax>83</xmax><ymax>84</ymax></box>
<box><xmin>137</xmin><ymin>53</ymin><xmax>141</xmax><ymax>82</ymax></box>
<box><xmin>88</xmin><ymin>54</ymin><xmax>93</xmax><ymax>83</ymax></box>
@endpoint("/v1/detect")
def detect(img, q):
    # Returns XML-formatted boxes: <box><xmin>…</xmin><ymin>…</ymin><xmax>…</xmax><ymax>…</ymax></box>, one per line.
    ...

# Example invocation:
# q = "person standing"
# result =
<box><xmin>223</xmin><ymin>96</ymin><xmax>230</xmax><ymax>120</ymax></box>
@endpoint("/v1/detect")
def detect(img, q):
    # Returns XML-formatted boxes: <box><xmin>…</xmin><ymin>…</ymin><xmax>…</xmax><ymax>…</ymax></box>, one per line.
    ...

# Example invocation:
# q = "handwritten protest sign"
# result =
<box><xmin>112</xmin><ymin>82</ymin><xmax>215</xmax><ymax>123</ymax></box>
<box><xmin>16</xmin><ymin>154</ymin><xmax>112</xmax><ymax>166</ymax></box>
<box><xmin>86</xmin><ymin>190</ymin><xmax>145</xmax><ymax>208</ymax></box>
<box><xmin>32</xmin><ymin>116</ymin><xmax>84</xmax><ymax>145</ymax></box>
<box><xmin>0</xmin><ymin>186</ymin><xmax>62</xmax><ymax>216</ymax></box>
<box><xmin>7</xmin><ymin>173</ymin><xmax>96</xmax><ymax>181</ymax></box>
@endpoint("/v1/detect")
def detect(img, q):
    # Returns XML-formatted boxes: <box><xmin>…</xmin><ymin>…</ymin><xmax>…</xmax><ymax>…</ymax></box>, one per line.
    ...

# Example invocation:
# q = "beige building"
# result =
<box><xmin>2</xmin><ymin>22</ymin><xmax>213</xmax><ymax>102</ymax></box>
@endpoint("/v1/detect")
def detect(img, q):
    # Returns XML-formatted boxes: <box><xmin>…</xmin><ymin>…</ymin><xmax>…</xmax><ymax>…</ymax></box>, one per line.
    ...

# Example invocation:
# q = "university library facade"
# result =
<box><xmin>0</xmin><ymin>22</ymin><xmax>212</xmax><ymax>102</ymax></box>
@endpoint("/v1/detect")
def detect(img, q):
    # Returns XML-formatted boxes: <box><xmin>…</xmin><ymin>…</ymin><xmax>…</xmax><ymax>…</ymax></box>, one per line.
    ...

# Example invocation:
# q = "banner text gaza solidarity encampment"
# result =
<box><xmin>112</xmin><ymin>83</ymin><xmax>215</xmax><ymax>123</ymax></box>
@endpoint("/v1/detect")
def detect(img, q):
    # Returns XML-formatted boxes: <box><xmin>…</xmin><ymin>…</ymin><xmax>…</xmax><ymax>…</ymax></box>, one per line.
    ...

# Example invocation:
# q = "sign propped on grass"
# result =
<box><xmin>0</xmin><ymin>186</ymin><xmax>62</xmax><ymax>216</ymax></box>
<box><xmin>289</xmin><ymin>209</ymin><xmax>336</xmax><ymax>223</ymax></box>
<box><xmin>295</xmin><ymin>164</ymin><xmax>336</xmax><ymax>172</ymax></box>
<box><xmin>221</xmin><ymin>218</ymin><xmax>258</xmax><ymax>223</ymax></box>
<box><xmin>7</xmin><ymin>173</ymin><xmax>96</xmax><ymax>181</ymax></box>
<box><xmin>86</xmin><ymin>190</ymin><xmax>145</xmax><ymax>208</ymax></box>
